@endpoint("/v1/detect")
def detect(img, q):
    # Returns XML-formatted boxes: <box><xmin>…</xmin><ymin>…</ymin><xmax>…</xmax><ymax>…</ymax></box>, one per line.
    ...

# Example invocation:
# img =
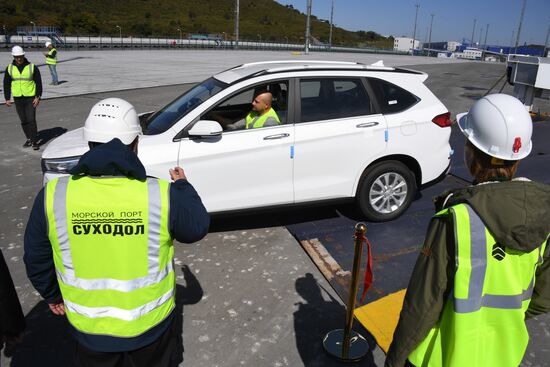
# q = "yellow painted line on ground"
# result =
<box><xmin>354</xmin><ymin>289</ymin><xmax>406</xmax><ymax>353</ymax></box>
<box><xmin>291</xmin><ymin>51</ymin><xmax>302</xmax><ymax>55</ymax></box>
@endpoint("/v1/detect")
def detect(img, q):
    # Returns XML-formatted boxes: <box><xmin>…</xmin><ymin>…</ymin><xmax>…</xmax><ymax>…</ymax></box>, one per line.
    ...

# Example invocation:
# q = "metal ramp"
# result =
<box><xmin>17</xmin><ymin>25</ymin><xmax>64</xmax><ymax>45</ymax></box>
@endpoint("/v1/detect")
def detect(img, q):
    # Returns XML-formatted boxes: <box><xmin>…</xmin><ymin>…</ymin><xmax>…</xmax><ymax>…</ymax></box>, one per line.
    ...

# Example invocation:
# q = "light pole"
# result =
<box><xmin>329</xmin><ymin>0</ymin><xmax>334</xmax><ymax>51</ymax></box>
<box><xmin>544</xmin><ymin>19</ymin><xmax>550</xmax><ymax>57</ymax></box>
<box><xmin>514</xmin><ymin>0</ymin><xmax>527</xmax><ymax>54</ymax></box>
<box><xmin>471</xmin><ymin>18</ymin><xmax>476</xmax><ymax>47</ymax></box>
<box><xmin>412</xmin><ymin>2</ymin><xmax>420</xmax><ymax>54</ymax></box>
<box><xmin>177</xmin><ymin>28</ymin><xmax>182</xmax><ymax>42</ymax></box>
<box><xmin>115</xmin><ymin>25</ymin><xmax>121</xmax><ymax>39</ymax></box>
<box><xmin>30</xmin><ymin>21</ymin><xmax>36</xmax><ymax>43</ymax></box>
<box><xmin>234</xmin><ymin>0</ymin><xmax>239</xmax><ymax>49</ymax></box>
<box><xmin>428</xmin><ymin>14</ymin><xmax>434</xmax><ymax>57</ymax></box>
<box><xmin>305</xmin><ymin>0</ymin><xmax>312</xmax><ymax>54</ymax></box>
<box><xmin>484</xmin><ymin>24</ymin><xmax>489</xmax><ymax>50</ymax></box>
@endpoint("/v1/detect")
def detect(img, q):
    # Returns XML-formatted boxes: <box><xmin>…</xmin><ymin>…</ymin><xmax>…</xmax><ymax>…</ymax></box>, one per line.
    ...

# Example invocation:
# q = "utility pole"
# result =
<box><xmin>484</xmin><ymin>24</ymin><xmax>489</xmax><ymax>49</ymax></box>
<box><xmin>471</xmin><ymin>18</ymin><xmax>476</xmax><ymax>46</ymax></box>
<box><xmin>428</xmin><ymin>14</ymin><xmax>434</xmax><ymax>57</ymax></box>
<box><xmin>234</xmin><ymin>0</ymin><xmax>239</xmax><ymax>49</ymax></box>
<box><xmin>479</xmin><ymin>26</ymin><xmax>483</xmax><ymax>46</ymax></box>
<box><xmin>412</xmin><ymin>2</ymin><xmax>420</xmax><ymax>54</ymax></box>
<box><xmin>329</xmin><ymin>0</ymin><xmax>334</xmax><ymax>51</ymax></box>
<box><xmin>514</xmin><ymin>0</ymin><xmax>527</xmax><ymax>53</ymax></box>
<box><xmin>544</xmin><ymin>19</ymin><xmax>550</xmax><ymax>57</ymax></box>
<box><xmin>305</xmin><ymin>0</ymin><xmax>312</xmax><ymax>54</ymax></box>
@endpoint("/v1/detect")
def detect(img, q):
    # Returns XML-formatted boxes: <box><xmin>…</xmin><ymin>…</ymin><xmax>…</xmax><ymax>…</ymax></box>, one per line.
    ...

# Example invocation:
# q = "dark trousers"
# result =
<box><xmin>73</xmin><ymin>320</ymin><xmax>177</xmax><ymax>367</ymax></box>
<box><xmin>14</xmin><ymin>96</ymin><xmax>38</xmax><ymax>143</ymax></box>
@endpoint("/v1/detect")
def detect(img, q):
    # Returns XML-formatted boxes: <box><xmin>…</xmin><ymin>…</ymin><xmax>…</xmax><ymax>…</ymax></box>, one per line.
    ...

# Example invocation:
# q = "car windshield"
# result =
<box><xmin>144</xmin><ymin>77</ymin><xmax>227</xmax><ymax>135</ymax></box>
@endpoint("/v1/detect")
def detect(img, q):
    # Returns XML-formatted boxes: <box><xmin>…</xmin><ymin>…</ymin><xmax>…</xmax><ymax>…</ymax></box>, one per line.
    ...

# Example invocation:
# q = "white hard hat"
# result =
<box><xmin>45</xmin><ymin>41</ymin><xmax>52</xmax><ymax>47</ymax></box>
<box><xmin>457</xmin><ymin>94</ymin><xmax>532</xmax><ymax>160</ymax></box>
<box><xmin>83</xmin><ymin>98</ymin><xmax>142</xmax><ymax>145</ymax></box>
<box><xmin>11</xmin><ymin>45</ymin><xmax>25</xmax><ymax>56</ymax></box>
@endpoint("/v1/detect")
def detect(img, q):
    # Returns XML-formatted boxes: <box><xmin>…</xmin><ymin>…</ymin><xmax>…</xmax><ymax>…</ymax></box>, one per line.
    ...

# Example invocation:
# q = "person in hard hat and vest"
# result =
<box><xmin>3</xmin><ymin>45</ymin><xmax>43</xmax><ymax>150</ymax></box>
<box><xmin>24</xmin><ymin>98</ymin><xmax>210</xmax><ymax>366</ymax></box>
<box><xmin>226</xmin><ymin>90</ymin><xmax>280</xmax><ymax>130</ymax></box>
<box><xmin>386</xmin><ymin>94</ymin><xmax>550</xmax><ymax>367</ymax></box>
<box><xmin>44</xmin><ymin>41</ymin><xmax>58</xmax><ymax>86</ymax></box>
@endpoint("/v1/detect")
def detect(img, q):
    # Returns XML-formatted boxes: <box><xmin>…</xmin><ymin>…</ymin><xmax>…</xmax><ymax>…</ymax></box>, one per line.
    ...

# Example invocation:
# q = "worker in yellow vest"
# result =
<box><xmin>24</xmin><ymin>98</ymin><xmax>210</xmax><ymax>366</ymax></box>
<box><xmin>226</xmin><ymin>90</ymin><xmax>280</xmax><ymax>130</ymax></box>
<box><xmin>3</xmin><ymin>45</ymin><xmax>42</xmax><ymax>150</ymax></box>
<box><xmin>386</xmin><ymin>94</ymin><xmax>550</xmax><ymax>367</ymax></box>
<box><xmin>44</xmin><ymin>41</ymin><xmax>58</xmax><ymax>85</ymax></box>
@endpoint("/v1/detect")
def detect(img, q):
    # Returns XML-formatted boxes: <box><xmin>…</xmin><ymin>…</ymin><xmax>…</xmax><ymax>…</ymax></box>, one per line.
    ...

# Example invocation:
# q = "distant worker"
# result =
<box><xmin>44</xmin><ymin>41</ymin><xmax>58</xmax><ymax>85</ymax></box>
<box><xmin>386</xmin><ymin>94</ymin><xmax>550</xmax><ymax>367</ymax></box>
<box><xmin>24</xmin><ymin>98</ymin><xmax>210</xmax><ymax>366</ymax></box>
<box><xmin>226</xmin><ymin>91</ymin><xmax>280</xmax><ymax>130</ymax></box>
<box><xmin>3</xmin><ymin>45</ymin><xmax>42</xmax><ymax>150</ymax></box>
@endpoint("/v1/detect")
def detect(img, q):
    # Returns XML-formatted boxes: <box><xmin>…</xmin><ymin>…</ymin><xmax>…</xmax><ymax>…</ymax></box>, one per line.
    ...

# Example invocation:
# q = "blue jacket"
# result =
<box><xmin>24</xmin><ymin>138</ymin><xmax>210</xmax><ymax>352</ymax></box>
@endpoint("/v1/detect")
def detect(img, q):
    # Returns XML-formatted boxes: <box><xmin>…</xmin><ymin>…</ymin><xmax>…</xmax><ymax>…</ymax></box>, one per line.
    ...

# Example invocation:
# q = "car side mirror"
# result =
<box><xmin>188</xmin><ymin>120</ymin><xmax>223</xmax><ymax>137</ymax></box>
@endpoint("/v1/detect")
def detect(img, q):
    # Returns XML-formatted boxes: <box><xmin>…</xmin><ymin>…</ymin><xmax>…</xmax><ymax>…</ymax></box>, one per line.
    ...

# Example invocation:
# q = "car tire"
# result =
<box><xmin>356</xmin><ymin>161</ymin><xmax>417</xmax><ymax>222</ymax></box>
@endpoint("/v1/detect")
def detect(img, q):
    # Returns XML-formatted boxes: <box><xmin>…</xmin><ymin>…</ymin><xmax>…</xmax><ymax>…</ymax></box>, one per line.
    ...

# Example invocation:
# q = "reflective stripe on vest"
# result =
<box><xmin>46</xmin><ymin>176</ymin><xmax>175</xmax><ymax>337</ymax></box>
<box><xmin>452</xmin><ymin>205</ymin><xmax>540</xmax><ymax>313</ymax></box>
<box><xmin>245</xmin><ymin>107</ymin><xmax>280</xmax><ymax>129</ymax></box>
<box><xmin>8</xmin><ymin>64</ymin><xmax>36</xmax><ymax>97</ymax></box>
<box><xmin>408</xmin><ymin>203</ymin><xmax>547</xmax><ymax>367</ymax></box>
<box><xmin>46</xmin><ymin>48</ymin><xmax>57</xmax><ymax>64</ymax></box>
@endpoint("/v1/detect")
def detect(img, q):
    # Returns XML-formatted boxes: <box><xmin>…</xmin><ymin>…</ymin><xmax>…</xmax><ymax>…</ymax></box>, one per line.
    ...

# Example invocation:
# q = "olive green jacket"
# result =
<box><xmin>385</xmin><ymin>178</ymin><xmax>550</xmax><ymax>367</ymax></box>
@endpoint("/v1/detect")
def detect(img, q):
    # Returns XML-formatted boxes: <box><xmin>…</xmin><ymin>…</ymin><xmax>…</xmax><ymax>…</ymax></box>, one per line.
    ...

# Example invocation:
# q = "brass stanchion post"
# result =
<box><xmin>323</xmin><ymin>223</ymin><xmax>369</xmax><ymax>361</ymax></box>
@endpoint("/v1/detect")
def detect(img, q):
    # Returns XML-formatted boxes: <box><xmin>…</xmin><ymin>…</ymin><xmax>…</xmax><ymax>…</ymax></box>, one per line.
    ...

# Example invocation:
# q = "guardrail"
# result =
<box><xmin>0</xmin><ymin>34</ymin><xmax>403</xmax><ymax>55</ymax></box>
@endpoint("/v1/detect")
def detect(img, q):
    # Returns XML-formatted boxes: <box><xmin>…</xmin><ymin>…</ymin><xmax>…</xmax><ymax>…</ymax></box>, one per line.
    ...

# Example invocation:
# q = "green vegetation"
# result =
<box><xmin>0</xmin><ymin>0</ymin><xmax>393</xmax><ymax>48</ymax></box>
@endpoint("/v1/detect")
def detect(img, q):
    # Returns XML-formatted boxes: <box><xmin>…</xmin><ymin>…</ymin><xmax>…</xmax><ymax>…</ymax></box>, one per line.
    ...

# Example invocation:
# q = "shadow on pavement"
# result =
<box><xmin>294</xmin><ymin>273</ymin><xmax>378</xmax><ymax>367</ymax></box>
<box><xmin>6</xmin><ymin>266</ymin><xmax>203</xmax><ymax>367</ymax></box>
<box><xmin>37</xmin><ymin>127</ymin><xmax>67</xmax><ymax>147</ymax></box>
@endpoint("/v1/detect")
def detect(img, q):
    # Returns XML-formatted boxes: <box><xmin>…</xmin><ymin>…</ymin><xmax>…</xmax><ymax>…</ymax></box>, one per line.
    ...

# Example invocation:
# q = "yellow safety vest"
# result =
<box><xmin>7</xmin><ymin>64</ymin><xmax>36</xmax><ymax>97</ymax></box>
<box><xmin>45</xmin><ymin>176</ymin><xmax>175</xmax><ymax>337</ymax></box>
<box><xmin>46</xmin><ymin>48</ymin><xmax>57</xmax><ymax>65</ymax></box>
<box><xmin>408</xmin><ymin>203</ymin><xmax>547</xmax><ymax>367</ymax></box>
<box><xmin>245</xmin><ymin>107</ymin><xmax>280</xmax><ymax>129</ymax></box>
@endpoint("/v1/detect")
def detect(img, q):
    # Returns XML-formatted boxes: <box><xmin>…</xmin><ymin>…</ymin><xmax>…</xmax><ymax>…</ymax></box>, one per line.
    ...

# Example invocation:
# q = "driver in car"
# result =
<box><xmin>225</xmin><ymin>91</ymin><xmax>281</xmax><ymax>130</ymax></box>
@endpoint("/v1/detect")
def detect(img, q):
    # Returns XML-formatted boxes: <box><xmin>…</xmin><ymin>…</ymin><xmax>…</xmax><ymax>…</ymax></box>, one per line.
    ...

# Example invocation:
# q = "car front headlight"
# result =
<box><xmin>41</xmin><ymin>156</ymin><xmax>81</xmax><ymax>174</ymax></box>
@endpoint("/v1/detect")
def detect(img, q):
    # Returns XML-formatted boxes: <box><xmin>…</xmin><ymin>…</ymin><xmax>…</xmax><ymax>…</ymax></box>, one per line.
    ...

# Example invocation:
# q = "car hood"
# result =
<box><xmin>42</xmin><ymin>127</ymin><xmax>89</xmax><ymax>159</ymax></box>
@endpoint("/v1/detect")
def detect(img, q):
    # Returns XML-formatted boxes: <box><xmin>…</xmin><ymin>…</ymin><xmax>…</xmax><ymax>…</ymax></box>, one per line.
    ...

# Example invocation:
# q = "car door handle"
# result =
<box><xmin>356</xmin><ymin>122</ymin><xmax>380</xmax><ymax>128</ymax></box>
<box><xmin>263</xmin><ymin>133</ymin><xmax>290</xmax><ymax>140</ymax></box>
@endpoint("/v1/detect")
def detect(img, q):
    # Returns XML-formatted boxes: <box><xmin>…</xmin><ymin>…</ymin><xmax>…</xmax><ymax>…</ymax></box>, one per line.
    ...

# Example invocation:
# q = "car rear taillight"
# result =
<box><xmin>432</xmin><ymin>112</ymin><xmax>452</xmax><ymax>127</ymax></box>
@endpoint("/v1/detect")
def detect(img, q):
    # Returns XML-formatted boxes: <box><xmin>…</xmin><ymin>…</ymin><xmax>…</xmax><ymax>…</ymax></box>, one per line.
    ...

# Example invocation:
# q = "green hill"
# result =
<box><xmin>0</xmin><ymin>0</ymin><xmax>393</xmax><ymax>48</ymax></box>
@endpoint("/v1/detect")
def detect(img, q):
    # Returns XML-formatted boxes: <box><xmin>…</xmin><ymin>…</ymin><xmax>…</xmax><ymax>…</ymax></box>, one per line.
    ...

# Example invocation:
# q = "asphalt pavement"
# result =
<box><xmin>0</xmin><ymin>49</ymin><xmax>548</xmax><ymax>367</ymax></box>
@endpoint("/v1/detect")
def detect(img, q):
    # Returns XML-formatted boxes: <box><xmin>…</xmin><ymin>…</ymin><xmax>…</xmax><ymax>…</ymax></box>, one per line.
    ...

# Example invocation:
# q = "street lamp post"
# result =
<box><xmin>412</xmin><ymin>3</ymin><xmax>419</xmax><ymax>55</ymax></box>
<box><xmin>471</xmin><ymin>18</ymin><xmax>476</xmax><ymax>47</ymax></box>
<box><xmin>234</xmin><ymin>0</ymin><xmax>240</xmax><ymax>49</ymax></box>
<box><xmin>428</xmin><ymin>14</ymin><xmax>434</xmax><ymax>57</ymax></box>
<box><xmin>115</xmin><ymin>25</ymin><xmax>122</xmax><ymax>47</ymax></box>
<box><xmin>30</xmin><ymin>21</ymin><xmax>36</xmax><ymax>44</ymax></box>
<box><xmin>177</xmin><ymin>28</ymin><xmax>182</xmax><ymax>46</ymax></box>
<box><xmin>305</xmin><ymin>0</ymin><xmax>312</xmax><ymax>54</ymax></box>
<box><xmin>329</xmin><ymin>0</ymin><xmax>334</xmax><ymax>51</ymax></box>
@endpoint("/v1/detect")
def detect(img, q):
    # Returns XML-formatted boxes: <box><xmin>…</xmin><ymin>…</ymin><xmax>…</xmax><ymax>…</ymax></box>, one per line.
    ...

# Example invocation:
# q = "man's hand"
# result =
<box><xmin>169</xmin><ymin>166</ymin><xmax>187</xmax><ymax>182</ymax></box>
<box><xmin>32</xmin><ymin>97</ymin><xmax>40</xmax><ymax>108</ymax></box>
<box><xmin>5</xmin><ymin>100</ymin><xmax>12</xmax><ymax>107</ymax></box>
<box><xmin>48</xmin><ymin>302</ymin><xmax>65</xmax><ymax>316</ymax></box>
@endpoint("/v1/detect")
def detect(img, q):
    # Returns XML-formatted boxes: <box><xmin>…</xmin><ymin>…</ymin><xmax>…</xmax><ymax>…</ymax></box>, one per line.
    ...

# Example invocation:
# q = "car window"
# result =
<box><xmin>202</xmin><ymin>81</ymin><xmax>288</xmax><ymax>131</ymax></box>
<box><xmin>144</xmin><ymin>77</ymin><xmax>226</xmax><ymax>135</ymax></box>
<box><xmin>367</xmin><ymin>77</ymin><xmax>419</xmax><ymax>114</ymax></box>
<box><xmin>299</xmin><ymin>78</ymin><xmax>372</xmax><ymax>123</ymax></box>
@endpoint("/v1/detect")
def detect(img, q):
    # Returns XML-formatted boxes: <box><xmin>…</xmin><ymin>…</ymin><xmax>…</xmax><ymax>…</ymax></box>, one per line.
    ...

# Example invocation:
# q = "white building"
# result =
<box><xmin>446</xmin><ymin>41</ymin><xmax>461</xmax><ymax>52</ymax></box>
<box><xmin>394</xmin><ymin>37</ymin><xmax>421</xmax><ymax>53</ymax></box>
<box><xmin>454</xmin><ymin>48</ymin><xmax>483</xmax><ymax>60</ymax></box>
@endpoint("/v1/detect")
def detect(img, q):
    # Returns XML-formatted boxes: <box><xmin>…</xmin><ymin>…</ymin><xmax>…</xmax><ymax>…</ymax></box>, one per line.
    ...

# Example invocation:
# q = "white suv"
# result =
<box><xmin>42</xmin><ymin>60</ymin><xmax>452</xmax><ymax>222</ymax></box>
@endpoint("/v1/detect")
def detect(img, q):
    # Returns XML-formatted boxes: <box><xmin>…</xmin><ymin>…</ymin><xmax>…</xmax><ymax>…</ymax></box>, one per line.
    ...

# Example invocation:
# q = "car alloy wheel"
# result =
<box><xmin>357</xmin><ymin>160</ymin><xmax>416</xmax><ymax>222</ymax></box>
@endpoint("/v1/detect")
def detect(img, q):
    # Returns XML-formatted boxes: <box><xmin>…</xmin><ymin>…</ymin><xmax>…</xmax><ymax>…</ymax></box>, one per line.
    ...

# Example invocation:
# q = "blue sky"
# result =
<box><xmin>275</xmin><ymin>0</ymin><xmax>550</xmax><ymax>46</ymax></box>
